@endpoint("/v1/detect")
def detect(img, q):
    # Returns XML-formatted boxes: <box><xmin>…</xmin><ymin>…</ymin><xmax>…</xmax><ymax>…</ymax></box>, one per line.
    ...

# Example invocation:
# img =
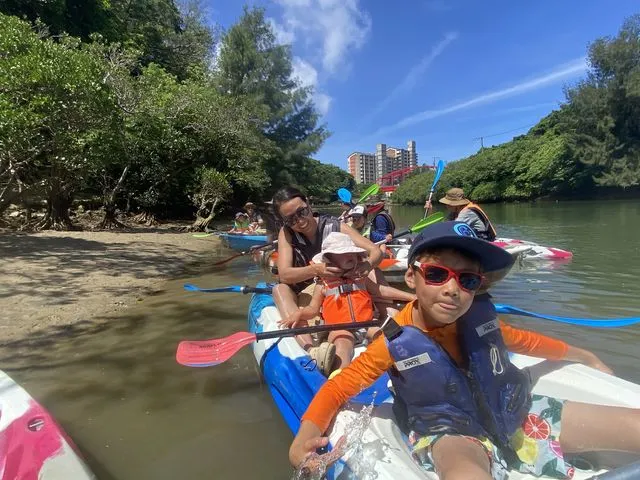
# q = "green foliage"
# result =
<box><xmin>0</xmin><ymin>0</ymin><xmax>215</xmax><ymax>80</ymax></box>
<box><xmin>215</xmin><ymin>6</ymin><xmax>330</xmax><ymax>193</ymax></box>
<box><xmin>296</xmin><ymin>159</ymin><xmax>356</xmax><ymax>203</ymax></box>
<box><xmin>192</xmin><ymin>167</ymin><xmax>232</xmax><ymax>207</ymax></box>
<box><xmin>0</xmin><ymin>13</ymin><xmax>116</xmax><ymax>221</ymax></box>
<box><xmin>562</xmin><ymin>14</ymin><xmax>640</xmax><ymax>188</ymax></box>
<box><xmin>0</xmin><ymin>7</ymin><xmax>336</xmax><ymax>228</ymax></box>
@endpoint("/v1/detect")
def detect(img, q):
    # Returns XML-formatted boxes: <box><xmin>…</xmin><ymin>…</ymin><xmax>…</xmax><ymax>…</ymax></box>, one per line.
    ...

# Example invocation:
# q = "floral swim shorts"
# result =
<box><xmin>408</xmin><ymin>395</ymin><xmax>575</xmax><ymax>479</ymax></box>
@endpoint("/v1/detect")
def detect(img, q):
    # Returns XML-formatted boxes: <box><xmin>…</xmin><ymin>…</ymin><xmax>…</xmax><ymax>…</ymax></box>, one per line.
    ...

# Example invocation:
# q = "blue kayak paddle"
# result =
<box><xmin>423</xmin><ymin>159</ymin><xmax>445</xmax><ymax>218</ymax></box>
<box><xmin>495</xmin><ymin>304</ymin><xmax>640</xmax><ymax>328</ymax></box>
<box><xmin>184</xmin><ymin>284</ymin><xmax>273</xmax><ymax>294</ymax></box>
<box><xmin>182</xmin><ymin>284</ymin><xmax>640</xmax><ymax>328</ymax></box>
<box><xmin>337</xmin><ymin>188</ymin><xmax>352</xmax><ymax>204</ymax></box>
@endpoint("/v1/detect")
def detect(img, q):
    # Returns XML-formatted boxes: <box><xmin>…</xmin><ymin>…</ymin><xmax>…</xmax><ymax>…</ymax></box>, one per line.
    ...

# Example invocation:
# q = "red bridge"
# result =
<box><xmin>377</xmin><ymin>165</ymin><xmax>433</xmax><ymax>193</ymax></box>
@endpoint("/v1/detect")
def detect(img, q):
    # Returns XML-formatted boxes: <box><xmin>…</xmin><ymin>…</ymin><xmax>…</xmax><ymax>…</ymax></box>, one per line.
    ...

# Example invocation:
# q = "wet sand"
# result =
<box><xmin>0</xmin><ymin>228</ymin><xmax>219</xmax><ymax>344</ymax></box>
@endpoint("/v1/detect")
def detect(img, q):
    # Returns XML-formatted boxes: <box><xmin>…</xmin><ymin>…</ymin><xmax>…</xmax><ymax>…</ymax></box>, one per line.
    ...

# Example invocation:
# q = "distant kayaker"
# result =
<box><xmin>368</xmin><ymin>201</ymin><xmax>396</xmax><ymax>244</ymax></box>
<box><xmin>243</xmin><ymin>202</ymin><xmax>264</xmax><ymax>229</ymax></box>
<box><xmin>288</xmin><ymin>221</ymin><xmax>639</xmax><ymax>479</ymax></box>
<box><xmin>278</xmin><ymin>232</ymin><xmax>415</xmax><ymax>375</ymax></box>
<box><xmin>425</xmin><ymin>187</ymin><xmax>497</xmax><ymax>241</ymax></box>
<box><xmin>346</xmin><ymin>205</ymin><xmax>369</xmax><ymax>237</ymax></box>
<box><xmin>271</xmin><ymin>187</ymin><xmax>383</xmax><ymax>369</ymax></box>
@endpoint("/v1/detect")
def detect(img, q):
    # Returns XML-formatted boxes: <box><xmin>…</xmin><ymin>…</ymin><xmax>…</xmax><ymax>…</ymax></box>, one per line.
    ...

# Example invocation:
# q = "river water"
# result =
<box><xmin>2</xmin><ymin>200</ymin><xmax>640</xmax><ymax>479</ymax></box>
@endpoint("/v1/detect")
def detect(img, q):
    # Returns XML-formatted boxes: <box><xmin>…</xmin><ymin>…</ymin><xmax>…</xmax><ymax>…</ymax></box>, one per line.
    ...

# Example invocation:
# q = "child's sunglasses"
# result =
<box><xmin>412</xmin><ymin>262</ymin><xmax>484</xmax><ymax>292</ymax></box>
<box><xmin>282</xmin><ymin>205</ymin><xmax>312</xmax><ymax>227</ymax></box>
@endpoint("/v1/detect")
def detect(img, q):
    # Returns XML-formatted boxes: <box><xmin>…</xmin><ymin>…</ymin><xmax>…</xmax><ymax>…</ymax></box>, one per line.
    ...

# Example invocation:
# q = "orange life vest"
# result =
<box><xmin>462</xmin><ymin>202</ymin><xmax>497</xmax><ymax>241</ymax></box>
<box><xmin>321</xmin><ymin>278</ymin><xmax>374</xmax><ymax>325</ymax></box>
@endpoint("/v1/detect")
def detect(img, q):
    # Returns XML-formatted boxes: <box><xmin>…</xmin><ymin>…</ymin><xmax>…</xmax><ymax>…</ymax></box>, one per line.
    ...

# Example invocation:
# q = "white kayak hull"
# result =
<box><xmin>249</xmin><ymin>289</ymin><xmax>640</xmax><ymax>479</ymax></box>
<box><xmin>0</xmin><ymin>370</ymin><xmax>96</xmax><ymax>480</ymax></box>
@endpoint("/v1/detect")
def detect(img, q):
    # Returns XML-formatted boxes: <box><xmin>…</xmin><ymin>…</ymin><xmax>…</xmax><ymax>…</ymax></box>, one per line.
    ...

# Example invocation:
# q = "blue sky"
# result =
<box><xmin>208</xmin><ymin>1</ymin><xmax>639</xmax><ymax>171</ymax></box>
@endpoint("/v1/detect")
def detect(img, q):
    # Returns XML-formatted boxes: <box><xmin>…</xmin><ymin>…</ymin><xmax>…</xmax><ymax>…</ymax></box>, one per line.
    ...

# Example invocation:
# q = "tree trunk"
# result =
<box><xmin>36</xmin><ymin>188</ymin><xmax>75</xmax><ymax>231</ymax></box>
<box><xmin>94</xmin><ymin>165</ymin><xmax>129</xmax><ymax>230</ymax></box>
<box><xmin>95</xmin><ymin>204</ymin><xmax>126</xmax><ymax>229</ymax></box>
<box><xmin>189</xmin><ymin>198</ymin><xmax>218</xmax><ymax>232</ymax></box>
<box><xmin>133</xmin><ymin>210</ymin><xmax>158</xmax><ymax>226</ymax></box>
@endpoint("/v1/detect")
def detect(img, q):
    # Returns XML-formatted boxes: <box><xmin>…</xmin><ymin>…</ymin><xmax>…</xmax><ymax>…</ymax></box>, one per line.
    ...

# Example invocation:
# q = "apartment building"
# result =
<box><xmin>348</xmin><ymin>140</ymin><xmax>418</xmax><ymax>184</ymax></box>
<box><xmin>347</xmin><ymin>152</ymin><xmax>377</xmax><ymax>185</ymax></box>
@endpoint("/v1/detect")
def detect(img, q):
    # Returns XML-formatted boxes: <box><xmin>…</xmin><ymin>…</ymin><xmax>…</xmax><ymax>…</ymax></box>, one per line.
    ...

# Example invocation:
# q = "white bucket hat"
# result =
<box><xmin>312</xmin><ymin>232</ymin><xmax>367</xmax><ymax>263</ymax></box>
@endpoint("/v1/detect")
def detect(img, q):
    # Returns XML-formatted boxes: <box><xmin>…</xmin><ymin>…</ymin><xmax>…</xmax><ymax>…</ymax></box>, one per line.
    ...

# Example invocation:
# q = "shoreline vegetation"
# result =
<box><xmin>1</xmin><ymin>4</ymin><xmax>639</xmax><ymax>231</ymax></box>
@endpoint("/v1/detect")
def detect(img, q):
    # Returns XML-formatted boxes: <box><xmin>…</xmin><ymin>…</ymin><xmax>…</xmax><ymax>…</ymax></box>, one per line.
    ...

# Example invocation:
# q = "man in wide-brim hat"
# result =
<box><xmin>435</xmin><ymin>188</ymin><xmax>497</xmax><ymax>241</ymax></box>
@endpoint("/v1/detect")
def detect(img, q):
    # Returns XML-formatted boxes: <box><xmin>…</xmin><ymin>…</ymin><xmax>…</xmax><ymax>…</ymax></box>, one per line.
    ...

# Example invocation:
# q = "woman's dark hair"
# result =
<box><xmin>272</xmin><ymin>186</ymin><xmax>308</xmax><ymax>217</ymax></box>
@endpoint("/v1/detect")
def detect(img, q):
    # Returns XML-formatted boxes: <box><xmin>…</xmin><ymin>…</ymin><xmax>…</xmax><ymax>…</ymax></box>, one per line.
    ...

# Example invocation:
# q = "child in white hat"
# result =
<box><xmin>279</xmin><ymin>232</ymin><xmax>415</xmax><ymax>376</ymax></box>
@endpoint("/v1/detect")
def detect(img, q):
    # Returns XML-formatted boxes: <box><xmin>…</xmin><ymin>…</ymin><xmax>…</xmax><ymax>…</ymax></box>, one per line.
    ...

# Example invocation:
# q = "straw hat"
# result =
<box><xmin>244</xmin><ymin>201</ymin><xmax>256</xmax><ymax>208</ymax></box>
<box><xmin>312</xmin><ymin>232</ymin><xmax>367</xmax><ymax>263</ymax></box>
<box><xmin>439</xmin><ymin>188</ymin><xmax>470</xmax><ymax>206</ymax></box>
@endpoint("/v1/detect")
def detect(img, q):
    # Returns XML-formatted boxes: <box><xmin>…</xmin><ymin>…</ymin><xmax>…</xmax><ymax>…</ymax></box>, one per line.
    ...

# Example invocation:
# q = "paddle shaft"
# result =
<box><xmin>256</xmin><ymin>320</ymin><xmax>381</xmax><ymax>341</ymax></box>
<box><xmin>423</xmin><ymin>160</ymin><xmax>444</xmax><ymax>219</ymax></box>
<box><xmin>375</xmin><ymin>213</ymin><xmax>444</xmax><ymax>245</ymax></box>
<box><xmin>212</xmin><ymin>239</ymin><xmax>277</xmax><ymax>266</ymax></box>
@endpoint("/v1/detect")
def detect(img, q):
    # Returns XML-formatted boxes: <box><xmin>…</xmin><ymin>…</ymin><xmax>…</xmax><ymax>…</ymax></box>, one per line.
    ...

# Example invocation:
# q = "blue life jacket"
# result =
<box><xmin>383</xmin><ymin>293</ymin><xmax>532</xmax><ymax>445</ymax></box>
<box><xmin>369</xmin><ymin>212</ymin><xmax>396</xmax><ymax>243</ymax></box>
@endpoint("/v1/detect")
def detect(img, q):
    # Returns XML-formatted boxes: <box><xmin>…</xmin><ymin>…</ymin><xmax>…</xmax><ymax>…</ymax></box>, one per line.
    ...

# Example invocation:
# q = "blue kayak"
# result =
<box><xmin>247</xmin><ymin>283</ymin><xmax>640</xmax><ymax>479</ymax></box>
<box><xmin>218</xmin><ymin>233</ymin><xmax>268</xmax><ymax>251</ymax></box>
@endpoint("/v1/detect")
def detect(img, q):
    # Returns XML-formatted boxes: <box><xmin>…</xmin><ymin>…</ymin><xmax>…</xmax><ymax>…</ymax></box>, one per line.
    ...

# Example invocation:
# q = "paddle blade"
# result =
<box><xmin>495</xmin><ymin>304</ymin><xmax>640</xmax><ymax>328</ymax></box>
<box><xmin>176</xmin><ymin>331</ymin><xmax>257</xmax><ymax>367</ymax></box>
<box><xmin>378</xmin><ymin>258</ymin><xmax>400</xmax><ymax>270</ymax></box>
<box><xmin>431</xmin><ymin>159</ymin><xmax>445</xmax><ymax>190</ymax></box>
<box><xmin>409</xmin><ymin>212</ymin><xmax>445</xmax><ymax>233</ymax></box>
<box><xmin>192</xmin><ymin>232</ymin><xmax>214</xmax><ymax>238</ymax></box>
<box><xmin>337</xmin><ymin>188</ymin><xmax>352</xmax><ymax>204</ymax></box>
<box><xmin>357</xmin><ymin>184</ymin><xmax>380</xmax><ymax>204</ymax></box>
<box><xmin>183</xmin><ymin>284</ymin><xmax>242</xmax><ymax>293</ymax></box>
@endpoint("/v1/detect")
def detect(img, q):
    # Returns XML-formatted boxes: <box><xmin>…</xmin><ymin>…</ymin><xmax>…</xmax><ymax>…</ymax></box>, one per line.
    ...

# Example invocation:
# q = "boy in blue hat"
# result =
<box><xmin>289</xmin><ymin>221</ymin><xmax>640</xmax><ymax>479</ymax></box>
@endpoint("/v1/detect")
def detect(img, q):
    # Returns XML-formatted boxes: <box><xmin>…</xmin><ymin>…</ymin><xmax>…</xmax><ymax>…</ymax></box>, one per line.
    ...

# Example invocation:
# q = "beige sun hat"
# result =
<box><xmin>312</xmin><ymin>232</ymin><xmax>367</xmax><ymax>263</ymax></box>
<box><xmin>439</xmin><ymin>187</ymin><xmax>471</xmax><ymax>206</ymax></box>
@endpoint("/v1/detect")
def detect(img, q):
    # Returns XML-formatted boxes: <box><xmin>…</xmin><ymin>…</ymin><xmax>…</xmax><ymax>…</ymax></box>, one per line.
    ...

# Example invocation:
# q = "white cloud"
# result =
<box><xmin>365</xmin><ymin>31</ymin><xmax>458</xmax><ymax>121</ymax></box>
<box><xmin>372</xmin><ymin>57</ymin><xmax>587</xmax><ymax>137</ymax></box>
<box><xmin>291</xmin><ymin>57</ymin><xmax>332</xmax><ymax>115</ymax></box>
<box><xmin>292</xmin><ymin>57</ymin><xmax>318</xmax><ymax>88</ymax></box>
<box><xmin>268</xmin><ymin>17</ymin><xmax>295</xmax><ymax>45</ymax></box>
<box><xmin>315</xmin><ymin>93</ymin><xmax>332</xmax><ymax>115</ymax></box>
<box><xmin>274</xmin><ymin>0</ymin><xmax>371</xmax><ymax>74</ymax></box>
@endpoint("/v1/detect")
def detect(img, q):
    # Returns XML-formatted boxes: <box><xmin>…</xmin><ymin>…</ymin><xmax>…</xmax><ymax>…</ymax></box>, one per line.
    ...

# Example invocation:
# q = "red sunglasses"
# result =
<box><xmin>412</xmin><ymin>262</ymin><xmax>484</xmax><ymax>292</ymax></box>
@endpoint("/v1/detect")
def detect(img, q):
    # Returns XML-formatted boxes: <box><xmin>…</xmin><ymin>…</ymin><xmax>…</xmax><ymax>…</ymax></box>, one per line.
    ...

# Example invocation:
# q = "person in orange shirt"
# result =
<box><xmin>289</xmin><ymin>221</ymin><xmax>640</xmax><ymax>480</ymax></box>
<box><xmin>279</xmin><ymin>232</ymin><xmax>415</xmax><ymax>375</ymax></box>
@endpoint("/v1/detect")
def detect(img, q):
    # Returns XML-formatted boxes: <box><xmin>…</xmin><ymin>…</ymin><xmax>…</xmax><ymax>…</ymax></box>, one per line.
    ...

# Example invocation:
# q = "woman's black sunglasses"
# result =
<box><xmin>283</xmin><ymin>206</ymin><xmax>312</xmax><ymax>227</ymax></box>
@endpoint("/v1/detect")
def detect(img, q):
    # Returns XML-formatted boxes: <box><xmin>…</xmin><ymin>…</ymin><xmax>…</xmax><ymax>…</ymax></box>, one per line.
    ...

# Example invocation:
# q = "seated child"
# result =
<box><xmin>278</xmin><ymin>232</ymin><xmax>416</xmax><ymax>376</ymax></box>
<box><xmin>229</xmin><ymin>212</ymin><xmax>251</xmax><ymax>233</ymax></box>
<box><xmin>289</xmin><ymin>221</ymin><xmax>638</xmax><ymax>480</ymax></box>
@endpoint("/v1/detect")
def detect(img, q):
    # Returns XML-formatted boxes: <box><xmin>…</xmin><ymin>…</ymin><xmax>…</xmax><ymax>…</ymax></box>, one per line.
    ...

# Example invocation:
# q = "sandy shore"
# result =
<box><xmin>0</xmin><ymin>228</ymin><xmax>219</xmax><ymax>344</ymax></box>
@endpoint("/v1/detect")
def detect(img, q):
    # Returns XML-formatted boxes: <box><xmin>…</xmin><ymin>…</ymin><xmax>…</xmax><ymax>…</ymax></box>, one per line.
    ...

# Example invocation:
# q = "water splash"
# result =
<box><xmin>292</xmin><ymin>399</ymin><xmax>382</xmax><ymax>480</ymax></box>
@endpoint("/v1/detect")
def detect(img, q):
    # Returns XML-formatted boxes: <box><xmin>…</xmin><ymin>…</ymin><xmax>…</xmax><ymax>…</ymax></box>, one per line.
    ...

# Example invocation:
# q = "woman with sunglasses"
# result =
<box><xmin>271</xmin><ymin>187</ymin><xmax>383</xmax><ymax>337</ymax></box>
<box><xmin>288</xmin><ymin>221</ymin><xmax>635</xmax><ymax>480</ymax></box>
